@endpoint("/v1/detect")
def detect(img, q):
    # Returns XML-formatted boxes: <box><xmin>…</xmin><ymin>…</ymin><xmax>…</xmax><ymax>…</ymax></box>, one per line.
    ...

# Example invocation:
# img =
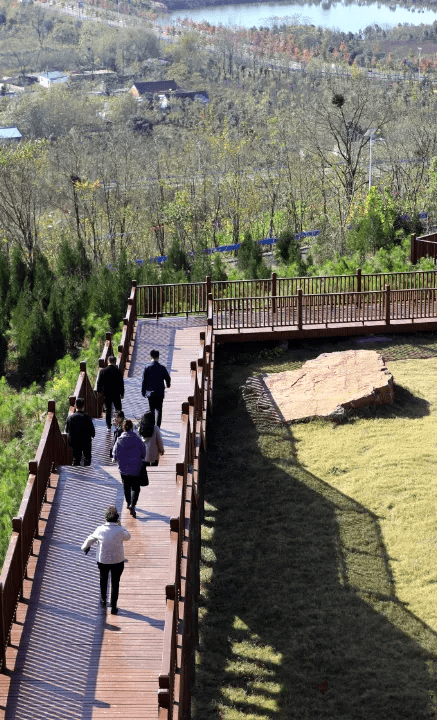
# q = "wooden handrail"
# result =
<box><xmin>0</xmin><ymin>283</ymin><xmax>139</xmax><ymax>673</ymax></box>
<box><xmin>158</xmin><ymin>321</ymin><xmax>214</xmax><ymax>716</ymax></box>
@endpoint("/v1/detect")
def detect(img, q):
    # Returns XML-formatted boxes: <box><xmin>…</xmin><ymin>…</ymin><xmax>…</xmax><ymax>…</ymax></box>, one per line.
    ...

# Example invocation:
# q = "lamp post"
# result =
<box><xmin>418</xmin><ymin>47</ymin><xmax>422</xmax><ymax>80</ymax></box>
<box><xmin>365</xmin><ymin>127</ymin><xmax>377</xmax><ymax>191</ymax></box>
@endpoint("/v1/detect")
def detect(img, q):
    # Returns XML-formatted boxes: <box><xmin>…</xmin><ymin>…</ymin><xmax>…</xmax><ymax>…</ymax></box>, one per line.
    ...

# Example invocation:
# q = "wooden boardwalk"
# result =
<box><xmin>0</xmin><ymin>316</ymin><xmax>207</xmax><ymax>720</ymax></box>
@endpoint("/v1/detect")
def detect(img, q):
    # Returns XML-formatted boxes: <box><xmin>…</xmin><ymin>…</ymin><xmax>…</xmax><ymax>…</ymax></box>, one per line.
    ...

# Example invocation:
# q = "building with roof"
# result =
<box><xmin>130</xmin><ymin>80</ymin><xmax>180</xmax><ymax>98</ymax></box>
<box><xmin>0</xmin><ymin>127</ymin><xmax>22</xmax><ymax>143</ymax></box>
<box><xmin>37</xmin><ymin>71</ymin><xmax>68</xmax><ymax>88</ymax></box>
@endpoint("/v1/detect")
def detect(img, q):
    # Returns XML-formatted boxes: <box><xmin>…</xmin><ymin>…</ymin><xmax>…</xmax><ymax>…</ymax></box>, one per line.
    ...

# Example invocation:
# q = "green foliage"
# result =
<box><xmin>0</xmin><ymin>312</ymin><xmax>117</xmax><ymax>564</ymax></box>
<box><xmin>89</xmin><ymin>250</ymin><xmax>134</xmax><ymax>330</ymax></box>
<box><xmin>211</xmin><ymin>253</ymin><xmax>228</xmax><ymax>281</ymax></box>
<box><xmin>166</xmin><ymin>238</ymin><xmax>190</xmax><ymax>275</ymax></box>
<box><xmin>346</xmin><ymin>187</ymin><xmax>402</xmax><ymax>260</ymax></box>
<box><xmin>8</xmin><ymin>246</ymin><xmax>27</xmax><ymax>308</ymax></box>
<box><xmin>237</xmin><ymin>231</ymin><xmax>270</xmax><ymax>279</ymax></box>
<box><xmin>275</xmin><ymin>229</ymin><xmax>301</xmax><ymax>264</ymax></box>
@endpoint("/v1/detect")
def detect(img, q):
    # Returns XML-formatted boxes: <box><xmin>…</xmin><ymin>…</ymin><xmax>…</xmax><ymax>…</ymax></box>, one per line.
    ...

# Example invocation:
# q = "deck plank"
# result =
<box><xmin>0</xmin><ymin>316</ymin><xmax>206</xmax><ymax>720</ymax></box>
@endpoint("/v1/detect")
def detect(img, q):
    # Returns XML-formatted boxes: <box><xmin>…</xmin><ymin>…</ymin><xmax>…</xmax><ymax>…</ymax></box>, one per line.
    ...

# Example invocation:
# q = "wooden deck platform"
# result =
<box><xmin>213</xmin><ymin>316</ymin><xmax>437</xmax><ymax>343</ymax></box>
<box><xmin>0</xmin><ymin>316</ymin><xmax>207</xmax><ymax>720</ymax></box>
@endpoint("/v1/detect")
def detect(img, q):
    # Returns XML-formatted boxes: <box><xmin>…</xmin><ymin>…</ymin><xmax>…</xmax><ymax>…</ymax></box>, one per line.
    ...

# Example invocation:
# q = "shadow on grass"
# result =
<box><xmin>193</xmin><ymin>367</ymin><xmax>437</xmax><ymax>720</ymax></box>
<box><xmin>336</xmin><ymin>383</ymin><xmax>430</xmax><ymax>422</ymax></box>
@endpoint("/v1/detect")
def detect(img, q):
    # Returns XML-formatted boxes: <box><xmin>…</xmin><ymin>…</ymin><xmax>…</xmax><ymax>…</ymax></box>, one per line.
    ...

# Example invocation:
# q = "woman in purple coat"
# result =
<box><xmin>113</xmin><ymin>419</ymin><xmax>146</xmax><ymax>518</ymax></box>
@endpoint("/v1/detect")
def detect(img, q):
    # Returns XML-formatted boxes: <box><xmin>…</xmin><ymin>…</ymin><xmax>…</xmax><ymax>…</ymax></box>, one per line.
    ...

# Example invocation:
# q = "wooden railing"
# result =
<box><xmin>211</xmin><ymin>286</ymin><xmax>437</xmax><ymax>330</ymax></box>
<box><xmin>411</xmin><ymin>232</ymin><xmax>437</xmax><ymax>264</ymax></box>
<box><xmin>0</xmin><ymin>283</ymin><xmax>139</xmax><ymax>672</ymax></box>
<box><xmin>136</xmin><ymin>267</ymin><xmax>437</xmax><ymax>319</ymax></box>
<box><xmin>158</xmin><ymin>326</ymin><xmax>213</xmax><ymax>719</ymax></box>
<box><xmin>0</xmin><ymin>401</ymin><xmax>71</xmax><ymax>670</ymax></box>
<box><xmin>117</xmin><ymin>281</ymin><xmax>137</xmax><ymax>373</ymax></box>
<box><xmin>136</xmin><ymin>281</ymin><xmax>207</xmax><ymax>318</ymax></box>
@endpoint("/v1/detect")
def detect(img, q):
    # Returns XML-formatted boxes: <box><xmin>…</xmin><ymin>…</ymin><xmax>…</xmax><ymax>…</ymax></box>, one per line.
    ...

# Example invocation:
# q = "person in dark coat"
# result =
<box><xmin>141</xmin><ymin>349</ymin><xmax>171</xmax><ymax>428</ymax></box>
<box><xmin>97</xmin><ymin>356</ymin><xmax>125</xmax><ymax>430</ymax></box>
<box><xmin>65</xmin><ymin>397</ymin><xmax>95</xmax><ymax>466</ymax></box>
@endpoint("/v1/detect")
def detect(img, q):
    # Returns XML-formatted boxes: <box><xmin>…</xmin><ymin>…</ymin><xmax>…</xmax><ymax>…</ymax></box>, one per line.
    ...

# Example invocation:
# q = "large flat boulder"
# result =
<box><xmin>264</xmin><ymin>350</ymin><xmax>394</xmax><ymax>422</ymax></box>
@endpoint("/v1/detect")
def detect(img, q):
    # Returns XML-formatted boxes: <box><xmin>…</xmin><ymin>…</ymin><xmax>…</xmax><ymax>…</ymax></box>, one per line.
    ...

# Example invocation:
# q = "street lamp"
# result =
<box><xmin>418</xmin><ymin>47</ymin><xmax>422</xmax><ymax>80</ymax></box>
<box><xmin>365</xmin><ymin>127</ymin><xmax>377</xmax><ymax>191</ymax></box>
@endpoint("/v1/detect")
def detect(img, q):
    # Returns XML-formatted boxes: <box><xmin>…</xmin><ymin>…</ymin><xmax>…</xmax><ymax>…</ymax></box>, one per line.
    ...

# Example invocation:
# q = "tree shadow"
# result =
<box><xmin>193</xmin><ymin>369</ymin><xmax>437</xmax><ymax>719</ymax></box>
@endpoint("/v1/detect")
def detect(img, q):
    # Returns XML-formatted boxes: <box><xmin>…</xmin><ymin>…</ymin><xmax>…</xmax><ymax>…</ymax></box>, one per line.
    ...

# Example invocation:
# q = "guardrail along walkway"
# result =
<box><xmin>0</xmin><ymin>315</ymin><xmax>207</xmax><ymax>720</ymax></box>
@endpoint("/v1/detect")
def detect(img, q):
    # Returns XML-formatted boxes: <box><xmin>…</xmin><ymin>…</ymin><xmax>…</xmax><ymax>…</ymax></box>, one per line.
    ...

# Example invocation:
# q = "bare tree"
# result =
<box><xmin>0</xmin><ymin>142</ymin><xmax>48</xmax><ymax>263</ymax></box>
<box><xmin>303</xmin><ymin>79</ymin><xmax>393</xmax><ymax>207</ymax></box>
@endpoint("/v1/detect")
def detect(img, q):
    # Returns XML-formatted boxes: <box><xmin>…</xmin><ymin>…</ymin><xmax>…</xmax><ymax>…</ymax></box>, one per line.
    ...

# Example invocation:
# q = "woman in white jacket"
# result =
<box><xmin>82</xmin><ymin>505</ymin><xmax>130</xmax><ymax>614</ymax></box>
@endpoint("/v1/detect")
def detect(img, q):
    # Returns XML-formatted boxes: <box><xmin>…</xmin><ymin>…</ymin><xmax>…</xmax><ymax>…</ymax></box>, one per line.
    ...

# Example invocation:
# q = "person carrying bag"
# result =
<box><xmin>113</xmin><ymin>419</ymin><xmax>146</xmax><ymax>519</ymax></box>
<box><xmin>139</xmin><ymin>410</ymin><xmax>164</xmax><ymax>467</ymax></box>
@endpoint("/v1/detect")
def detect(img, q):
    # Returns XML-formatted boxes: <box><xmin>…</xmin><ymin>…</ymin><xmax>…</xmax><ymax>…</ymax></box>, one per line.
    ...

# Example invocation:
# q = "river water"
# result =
<box><xmin>166</xmin><ymin>1</ymin><xmax>437</xmax><ymax>32</ymax></box>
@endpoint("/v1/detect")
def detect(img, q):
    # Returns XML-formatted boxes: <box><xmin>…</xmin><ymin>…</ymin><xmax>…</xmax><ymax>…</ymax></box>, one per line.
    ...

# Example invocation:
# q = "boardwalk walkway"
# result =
<box><xmin>0</xmin><ymin>316</ymin><xmax>207</xmax><ymax>720</ymax></box>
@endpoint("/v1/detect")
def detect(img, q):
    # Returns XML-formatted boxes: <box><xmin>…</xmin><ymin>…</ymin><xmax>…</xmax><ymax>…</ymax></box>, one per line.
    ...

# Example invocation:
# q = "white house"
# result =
<box><xmin>37</xmin><ymin>72</ymin><xmax>68</xmax><ymax>88</ymax></box>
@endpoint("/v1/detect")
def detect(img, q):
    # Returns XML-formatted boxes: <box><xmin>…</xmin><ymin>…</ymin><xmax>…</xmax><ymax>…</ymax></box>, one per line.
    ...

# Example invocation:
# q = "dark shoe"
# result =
<box><xmin>126</xmin><ymin>503</ymin><xmax>130</xmax><ymax>509</ymax></box>
<box><xmin>84</xmin><ymin>460</ymin><xmax>91</xmax><ymax>467</ymax></box>
<box><xmin>106</xmin><ymin>426</ymin><xmax>111</xmax><ymax>431</ymax></box>
<box><xmin>100</xmin><ymin>598</ymin><xmax>106</xmax><ymax>607</ymax></box>
<box><xmin>111</xmin><ymin>606</ymin><xmax>118</xmax><ymax>615</ymax></box>
<box><xmin>129</xmin><ymin>506</ymin><xmax>136</xmax><ymax>518</ymax></box>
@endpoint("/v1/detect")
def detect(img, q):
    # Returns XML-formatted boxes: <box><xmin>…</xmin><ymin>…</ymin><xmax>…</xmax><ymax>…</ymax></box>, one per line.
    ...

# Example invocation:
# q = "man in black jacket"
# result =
<box><xmin>97</xmin><ymin>356</ymin><xmax>125</xmax><ymax>430</ymax></box>
<box><xmin>65</xmin><ymin>397</ymin><xmax>96</xmax><ymax>466</ymax></box>
<box><xmin>141</xmin><ymin>349</ymin><xmax>171</xmax><ymax>427</ymax></box>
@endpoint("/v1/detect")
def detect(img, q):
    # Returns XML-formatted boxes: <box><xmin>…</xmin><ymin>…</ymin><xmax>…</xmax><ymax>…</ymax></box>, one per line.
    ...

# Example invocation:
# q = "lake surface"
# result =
<box><xmin>166</xmin><ymin>1</ymin><xmax>437</xmax><ymax>32</ymax></box>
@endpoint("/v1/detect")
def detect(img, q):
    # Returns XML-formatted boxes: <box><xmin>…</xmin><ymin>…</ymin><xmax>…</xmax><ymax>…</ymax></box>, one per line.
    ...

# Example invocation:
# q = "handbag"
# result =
<box><xmin>139</xmin><ymin>462</ymin><xmax>149</xmax><ymax>487</ymax></box>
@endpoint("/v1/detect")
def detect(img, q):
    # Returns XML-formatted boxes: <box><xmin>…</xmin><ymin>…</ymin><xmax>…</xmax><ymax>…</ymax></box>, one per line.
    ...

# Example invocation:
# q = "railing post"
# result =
<box><xmin>105</xmin><ymin>332</ymin><xmax>112</xmax><ymax>358</ymax></box>
<box><xmin>355</xmin><ymin>267</ymin><xmax>362</xmax><ymax>310</ymax></box>
<box><xmin>207</xmin><ymin>293</ymin><xmax>213</xmax><ymax>327</ymax></box>
<box><xmin>0</xmin><ymin>582</ymin><xmax>5</xmax><ymax>672</ymax></box>
<box><xmin>385</xmin><ymin>285</ymin><xmax>391</xmax><ymax>325</ymax></box>
<box><xmin>29</xmin><ymin>460</ymin><xmax>39</xmax><ymax>531</ymax></box>
<box><xmin>131</xmin><ymin>280</ymin><xmax>137</xmax><ymax>322</ymax></box>
<box><xmin>12</xmin><ymin>517</ymin><xmax>23</xmax><ymax>600</ymax></box>
<box><xmin>411</xmin><ymin>233</ymin><xmax>417</xmax><ymax>265</ymax></box>
<box><xmin>271</xmin><ymin>272</ymin><xmax>277</xmax><ymax>316</ymax></box>
<box><xmin>297</xmin><ymin>288</ymin><xmax>303</xmax><ymax>330</ymax></box>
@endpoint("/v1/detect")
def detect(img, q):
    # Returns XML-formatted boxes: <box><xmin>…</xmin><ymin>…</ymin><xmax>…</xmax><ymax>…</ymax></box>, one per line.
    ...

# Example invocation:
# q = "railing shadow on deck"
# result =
<box><xmin>4</xmin><ymin>464</ymin><xmax>127</xmax><ymax>720</ymax></box>
<box><xmin>0</xmin><ymin>282</ymin><xmax>139</xmax><ymax>674</ymax></box>
<box><xmin>0</xmin><ymin>277</ymin><xmax>214</xmax><ymax>719</ymax></box>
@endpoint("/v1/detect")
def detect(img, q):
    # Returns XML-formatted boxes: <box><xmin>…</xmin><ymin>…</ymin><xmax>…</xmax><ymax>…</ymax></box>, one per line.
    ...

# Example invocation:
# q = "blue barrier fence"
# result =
<box><xmin>137</xmin><ymin>230</ymin><xmax>321</xmax><ymax>266</ymax></box>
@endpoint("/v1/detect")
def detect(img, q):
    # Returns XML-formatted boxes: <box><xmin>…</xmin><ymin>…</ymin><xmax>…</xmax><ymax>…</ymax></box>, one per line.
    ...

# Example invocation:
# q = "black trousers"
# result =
<box><xmin>71</xmin><ymin>439</ymin><xmax>92</xmax><ymax>466</ymax></box>
<box><xmin>97</xmin><ymin>561</ymin><xmax>124</xmax><ymax>608</ymax></box>
<box><xmin>148</xmin><ymin>394</ymin><xmax>164</xmax><ymax>428</ymax></box>
<box><xmin>104</xmin><ymin>394</ymin><xmax>122</xmax><ymax>429</ymax></box>
<box><xmin>121</xmin><ymin>474</ymin><xmax>141</xmax><ymax>508</ymax></box>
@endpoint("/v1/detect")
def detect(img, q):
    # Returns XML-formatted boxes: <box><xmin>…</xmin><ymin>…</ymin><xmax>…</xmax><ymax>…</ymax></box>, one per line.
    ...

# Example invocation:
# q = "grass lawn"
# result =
<box><xmin>193</xmin><ymin>334</ymin><xmax>437</xmax><ymax>720</ymax></box>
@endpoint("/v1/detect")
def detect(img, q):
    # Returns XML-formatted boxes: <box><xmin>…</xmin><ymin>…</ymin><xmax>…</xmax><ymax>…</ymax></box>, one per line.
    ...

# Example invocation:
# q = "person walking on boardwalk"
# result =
<box><xmin>139</xmin><ymin>410</ymin><xmax>164</xmax><ymax>467</ymax></box>
<box><xmin>82</xmin><ymin>505</ymin><xmax>130</xmax><ymax>615</ymax></box>
<box><xmin>113</xmin><ymin>419</ymin><xmax>146</xmax><ymax>519</ymax></box>
<box><xmin>65</xmin><ymin>397</ymin><xmax>95</xmax><ymax>466</ymax></box>
<box><xmin>97</xmin><ymin>356</ymin><xmax>125</xmax><ymax>430</ymax></box>
<box><xmin>141</xmin><ymin>349</ymin><xmax>171</xmax><ymax>428</ymax></box>
<box><xmin>110</xmin><ymin>410</ymin><xmax>125</xmax><ymax>459</ymax></box>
